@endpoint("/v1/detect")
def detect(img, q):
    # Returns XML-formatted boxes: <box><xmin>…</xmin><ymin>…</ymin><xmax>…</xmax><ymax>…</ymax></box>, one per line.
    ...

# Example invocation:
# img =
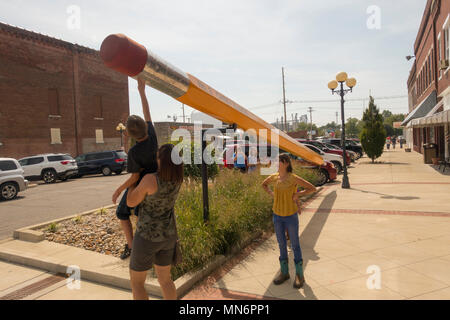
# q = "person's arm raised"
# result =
<box><xmin>138</xmin><ymin>78</ymin><xmax>151</xmax><ymax>122</ymax></box>
<box><xmin>127</xmin><ymin>174</ymin><xmax>158</xmax><ymax>207</ymax></box>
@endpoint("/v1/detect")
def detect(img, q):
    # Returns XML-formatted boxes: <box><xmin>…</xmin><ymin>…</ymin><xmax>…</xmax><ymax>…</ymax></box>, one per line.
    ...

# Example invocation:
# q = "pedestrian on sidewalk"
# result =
<box><xmin>262</xmin><ymin>154</ymin><xmax>316</xmax><ymax>289</ymax></box>
<box><xmin>386</xmin><ymin>137</ymin><xmax>391</xmax><ymax>150</ymax></box>
<box><xmin>392</xmin><ymin>136</ymin><xmax>397</xmax><ymax>149</ymax></box>
<box><xmin>112</xmin><ymin>78</ymin><xmax>159</xmax><ymax>260</ymax></box>
<box><xmin>127</xmin><ymin>144</ymin><xmax>184</xmax><ymax>300</ymax></box>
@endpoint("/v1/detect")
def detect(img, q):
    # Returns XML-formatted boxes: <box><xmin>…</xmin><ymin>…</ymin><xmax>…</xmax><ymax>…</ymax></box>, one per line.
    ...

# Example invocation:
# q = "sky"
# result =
<box><xmin>0</xmin><ymin>0</ymin><xmax>426</xmax><ymax>126</ymax></box>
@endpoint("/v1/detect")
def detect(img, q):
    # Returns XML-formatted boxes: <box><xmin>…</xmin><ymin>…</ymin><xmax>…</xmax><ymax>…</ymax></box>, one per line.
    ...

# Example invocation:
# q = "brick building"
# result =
<box><xmin>402</xmin><ymin>0</ymin><xmax>450</xmax><ymax>160</ymax></box>
<box><xmin>154</xmin><ymin>122</ymin><xmax>214</xmax><ymax>145</ymax></box>
<box><xmin>0</xmin><ymin>22</ymin><xmax>129</xmax><ymax>160</ymax></box>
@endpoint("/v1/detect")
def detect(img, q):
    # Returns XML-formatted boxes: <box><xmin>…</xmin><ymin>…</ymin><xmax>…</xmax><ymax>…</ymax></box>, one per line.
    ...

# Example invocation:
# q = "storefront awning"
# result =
<box><xmin>401</xmin><ymin>91</ymin><xmax>437</xmax><ymax>126</ymax></box>
<box><xmin>411</xmin><ymin>109</ymin><xmax>450</xmax><ymax>127</ymax></box>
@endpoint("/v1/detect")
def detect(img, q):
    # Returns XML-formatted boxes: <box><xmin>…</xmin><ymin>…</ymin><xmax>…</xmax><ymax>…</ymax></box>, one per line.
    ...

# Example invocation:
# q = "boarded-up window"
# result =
<box><xmin>95</xmin><ymin>96</ymin><xmax>103</xmax><ymax>118</ymax></box>
<box><xmin>95</xmin><ymin>129</ymin><xmax>104</xmax><ymax>144</ymax></box>
<box><xmin>48</xmin><ymin>89</ymin><xmax>60</xmax><ymax>115</ymax></box>
<box><xmin>50</xmin><ymin>128</ymin><xmax>62</xmax><ymax>144</ymax></box>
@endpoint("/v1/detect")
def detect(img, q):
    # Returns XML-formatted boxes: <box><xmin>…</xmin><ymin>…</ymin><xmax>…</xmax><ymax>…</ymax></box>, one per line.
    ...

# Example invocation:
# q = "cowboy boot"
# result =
<box><xmin>273</xmin><ymin>260</ymin><xmax>290</xmax><ymax>285</ymax></box>
<box><xmin>294</xmin><ymin>261</ymin><xmax>305</xmax><ymax>289</ymax></box>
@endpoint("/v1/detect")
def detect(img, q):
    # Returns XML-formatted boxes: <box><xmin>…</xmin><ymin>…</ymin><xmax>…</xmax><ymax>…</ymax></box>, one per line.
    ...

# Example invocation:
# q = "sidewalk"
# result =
<box><xmin>0</xmin><ymin>260</ymin><xmax>137</xmax><ymax>300</ymax></box>
<box><xmin>2</xmin><ymin>149</ymin><xmax>450</xmax><ymax>300</ymax></box>
<box><xmin>185</xmin><ymin>149</ymin><xmax>450</xmax><ymax>300</ymax></box>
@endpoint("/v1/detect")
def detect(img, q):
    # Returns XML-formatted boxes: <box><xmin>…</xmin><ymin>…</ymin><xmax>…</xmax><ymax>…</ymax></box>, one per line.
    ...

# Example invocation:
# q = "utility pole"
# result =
<box><xmin>308</xmin><ymin>107</ymin><xmax>314</xmax><ymax>139</ymax></box>
<box><xmin>182</xmin><ymin>103</ymin><xmax>186</xmax><ymax>123</ymax></box>
<box><xmin>282</xmin><ymin>67</ymin><xmax>287</xmax><ymax>132</ymax></box>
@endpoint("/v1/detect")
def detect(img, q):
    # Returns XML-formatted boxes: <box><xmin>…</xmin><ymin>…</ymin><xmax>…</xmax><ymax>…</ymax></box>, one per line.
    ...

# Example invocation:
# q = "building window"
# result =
<box><xmin>95</xmin><ymin>129</ymin><xmax>104</xmax><ymax>144</ymax></box>
<box><xmin>48</xmin><ymin>88</ymin><xmax>60</xmax><ymax>115</ymax></box>
<box><xmin>438</xmin><ymin>33</ymin><xmax>442</xmax><ymax>78</ymax></box>
<box><xmin>50</xmin><ymin>128</ymin><xmax>62</xmax><ymax>144</ymax></box>
<box><xmin>95</xmin><ymin>96</ymin><xmax>103</xmax><ymax>118</ymax></box>
<box><xmin>444</xmin><ymin>16</ymin><xmax>450</xmax><ymax>73</ymax></box>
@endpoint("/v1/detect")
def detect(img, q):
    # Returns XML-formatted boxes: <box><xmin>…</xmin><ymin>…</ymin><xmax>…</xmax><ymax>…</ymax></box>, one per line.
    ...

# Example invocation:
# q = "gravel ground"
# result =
<box><xmin>41</xmin><ymin>208</ymin><xmax>136</xmax><ymax>258</ymax></box>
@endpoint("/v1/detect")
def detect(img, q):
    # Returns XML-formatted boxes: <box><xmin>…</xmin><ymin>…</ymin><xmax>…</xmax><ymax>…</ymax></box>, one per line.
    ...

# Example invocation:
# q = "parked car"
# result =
<box><xmin>284</xmin><ymin>153</ymin><xmax>337</xmax><ymax>186</ymax></box>
<box><xmin>75</xmin><ymin>150</ymin><xmax>127</xmax><ymax>177</ymax></box>
<box><xmin>18</xmin><ymin>154</ymin><xmax>78</xmax><ymax>183</ymax></box>
<box><xmin>318</xmin><ymin>138</ymin><xmax>363</xmax><ymax>159</ymax></box>
<box><xmin>296</xmin><ymin>139</ymin><xmax>351</xmax><ymax>164</ymax></box>
<box><xmin>0</xmin><ymin>158</ymin><xmax>28</xmax><ymax>200</ymax></box>
<box><xmin>321</xmin><ymin>142</ymin><xmax>357</xmax><ymax>162</ymax></box>
<box><xmin>302</xmin><ymin>144</ymin><xmax>344</xmax><ymax>173</ymax></box>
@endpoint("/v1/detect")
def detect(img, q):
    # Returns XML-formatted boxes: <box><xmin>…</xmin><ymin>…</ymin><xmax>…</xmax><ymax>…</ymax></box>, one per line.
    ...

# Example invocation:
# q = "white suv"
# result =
<box><xmin>0</xmin><ymin>158</ymin><xmax>28</xmax><ymax>200</ymax></box>
<box><xmin>18</xmin><ymin>153</ymin><xmax>78</xmax><ymax>184</ymax></box>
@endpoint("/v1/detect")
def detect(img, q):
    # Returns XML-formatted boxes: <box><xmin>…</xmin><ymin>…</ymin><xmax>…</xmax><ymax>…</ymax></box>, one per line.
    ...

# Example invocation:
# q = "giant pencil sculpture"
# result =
<box><xmin>100</xmin><ymin>34</ymin><xmax>324</xmax><ymax>166</ymax></box>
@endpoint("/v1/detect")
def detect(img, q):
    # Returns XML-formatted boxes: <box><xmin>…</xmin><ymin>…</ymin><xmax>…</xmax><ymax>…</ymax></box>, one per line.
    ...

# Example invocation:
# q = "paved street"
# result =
<box><xmin>0</xmin><ymin>174</ymin><xmax>129</xmax><ymax>240</ymax></box>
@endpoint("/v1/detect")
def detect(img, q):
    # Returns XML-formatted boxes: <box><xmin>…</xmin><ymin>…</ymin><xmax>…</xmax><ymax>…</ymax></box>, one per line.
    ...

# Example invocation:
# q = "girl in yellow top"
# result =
<box><xmin>262</xmin><ymin>154</ymin><xmax>316</xmax><ymax>289</ymax></box>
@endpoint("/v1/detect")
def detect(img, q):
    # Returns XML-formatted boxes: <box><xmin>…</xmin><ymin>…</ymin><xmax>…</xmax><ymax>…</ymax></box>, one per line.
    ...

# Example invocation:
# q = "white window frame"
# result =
<box><xmin>438</xmin><ymin>32</ymin><xmax>442</xmax><ymax>80</ymax></box>
<box><xmin>95</xmin><ymin>129</ymin><xmax>104</xmax><ymax>144</ymax></box>
<box><xmin>50</xmin><ymin>128</ymin><xmax>62</xmax><ymax>145</ymax></box>
<box><xmin>443</xmin><ymin>14</ymin><xmax>450</xmax><ymax>74</ymax></box>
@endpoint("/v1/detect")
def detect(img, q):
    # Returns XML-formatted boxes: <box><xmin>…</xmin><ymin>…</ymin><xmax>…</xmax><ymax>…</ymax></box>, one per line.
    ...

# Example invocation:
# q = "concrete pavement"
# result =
<box><xmin>2</xmin><ymin>149</ymin><xmax>450</xmax><ymax>300</ymax></box>
<box><xmin>0</xmin><ymin>260</ymin><xmax>136</xmax><ymax>300</ymax></box>
<box><xmin>0</xmin><ymin>173</ymin><xmax>129</xmax><ymax>240</ymax></box>
<box><xmin>185</xmin><ymin>149</ymin><xmax>450</xmax><ymax>300</ymax></box>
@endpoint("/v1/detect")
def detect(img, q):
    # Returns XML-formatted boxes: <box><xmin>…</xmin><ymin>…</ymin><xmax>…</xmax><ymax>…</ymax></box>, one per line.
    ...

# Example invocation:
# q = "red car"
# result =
<box><xmin>292</xmin><ymin>158</ymin><xmax>337</xmax><ymax>186</ymax></box>
<box><xmin>296</xmin><ymin>139</ymin><xmax>351</xmax><ymax>165</ymax></box>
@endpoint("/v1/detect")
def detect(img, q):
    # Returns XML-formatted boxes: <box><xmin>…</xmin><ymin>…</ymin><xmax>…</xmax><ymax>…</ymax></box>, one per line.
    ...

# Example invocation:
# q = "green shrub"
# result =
<box><xmin>47</xmin><ymin>223</ymin><xmax>58</xmax><ymax>233</ymax></box>
<box><xmin>170</xmin><ymin>140</ymin><xmax>219</xmax><ymax>181</ymax></box>
<box><xmin>171</xmin><ymin>163</ymin><xmax>318</xmax><ymax>279</ymax></box>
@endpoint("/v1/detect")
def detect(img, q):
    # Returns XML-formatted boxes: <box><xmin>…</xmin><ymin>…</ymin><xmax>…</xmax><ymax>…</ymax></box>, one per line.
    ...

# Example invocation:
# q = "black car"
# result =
<box><xmin>319</xmin><ymin>138</ymin><xmax>363</xmax><ymax>159</ymax></box>
<box><xmin>75</xmin><ymin>150</ymin><xmax>127</xmax><ymax>177</ymax></box>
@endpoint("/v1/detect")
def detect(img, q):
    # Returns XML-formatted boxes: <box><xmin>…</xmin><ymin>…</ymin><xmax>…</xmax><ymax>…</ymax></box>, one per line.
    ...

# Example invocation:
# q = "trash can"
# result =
<box><xmin>423</xmin><ymin>143</ymin><xmax>437</xmax><ymax>164</ymax></box>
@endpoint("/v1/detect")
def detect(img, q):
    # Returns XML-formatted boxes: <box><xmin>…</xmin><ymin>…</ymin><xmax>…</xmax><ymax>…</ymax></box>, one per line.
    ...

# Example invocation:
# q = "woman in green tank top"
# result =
<box><xmin>127</xmin><ymin>144</ymin><xmax>183</xmax><ymax>300</ymax></box>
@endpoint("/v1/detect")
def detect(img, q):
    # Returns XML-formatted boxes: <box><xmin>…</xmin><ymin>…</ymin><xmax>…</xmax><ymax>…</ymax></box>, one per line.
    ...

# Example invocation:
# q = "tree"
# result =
<box><xmin>360</xmin><ymin>96</ymin><xmax>386</xmax><ymax>163</ymax></box>
<box><xmin>345</xmin><ymin>117</ymin><xmax>361</xmax><ymax>138</ymax></box>
<box><xmin>319</xmin><ymin>121</ymin><xmax>341</xmax><ymax>138</ymax></box>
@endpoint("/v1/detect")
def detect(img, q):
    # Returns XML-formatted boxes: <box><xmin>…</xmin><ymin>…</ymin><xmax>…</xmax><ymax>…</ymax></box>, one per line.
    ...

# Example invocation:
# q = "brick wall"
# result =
<box><xmin>0</xmin><ymin>23</ymin><xmax>129</xmax><ymax>159</ymax></box>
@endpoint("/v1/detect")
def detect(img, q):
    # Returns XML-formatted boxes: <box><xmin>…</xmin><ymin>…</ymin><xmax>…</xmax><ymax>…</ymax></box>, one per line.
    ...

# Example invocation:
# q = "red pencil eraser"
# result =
<box><xmin>100</xmin><ymin>34</ymin><xmax>148</xmax><ymax>77</ymax></box>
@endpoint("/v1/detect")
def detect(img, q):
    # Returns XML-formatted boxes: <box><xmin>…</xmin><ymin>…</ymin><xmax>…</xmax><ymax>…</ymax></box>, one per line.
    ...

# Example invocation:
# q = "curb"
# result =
<box><xmin>13</xmin><ymin>204</ymin><xmax>117</xmax><ymax>242</ymax></box>
<box><xmin>6</xmin><ymin>189</ymin><xmax>321</xmax><ymax>299</ymax></box>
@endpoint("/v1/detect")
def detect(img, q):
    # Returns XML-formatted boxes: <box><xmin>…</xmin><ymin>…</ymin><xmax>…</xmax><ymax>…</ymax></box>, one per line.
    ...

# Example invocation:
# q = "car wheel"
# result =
<box><xmin>114</xmin><ymin>170</ymin><xmax>122</xmax><ymax>175</ymax></box>
<box><xmin>0</xmin><ymin>182</ymin><xmax>18</xmax><ymax>201</ymax></box>
<box><xmin>315</xmin><ymin>169</ymin><xmax>328</xmax><ymax>186</ymax></box>
<box><xmin>332</xmin><ymin>161</ymin><xmax>342</xmax><ymax>174</ymax></box>
<box><xmin>102</xmin><ymin>166</ymin><xmax>112</xmax><ymax>176</ymax></box>
<box><xmin>42</xmin><ymin>169</ymin><xmax>57</xmax><ymax>183</ymax></box>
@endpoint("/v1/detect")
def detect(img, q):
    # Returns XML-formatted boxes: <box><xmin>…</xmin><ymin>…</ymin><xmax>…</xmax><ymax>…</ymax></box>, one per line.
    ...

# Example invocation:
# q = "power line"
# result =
<box><xmin>250</xmin><ymin>94</ymin><xmax>407</xmax><ymax>110</ymax></box>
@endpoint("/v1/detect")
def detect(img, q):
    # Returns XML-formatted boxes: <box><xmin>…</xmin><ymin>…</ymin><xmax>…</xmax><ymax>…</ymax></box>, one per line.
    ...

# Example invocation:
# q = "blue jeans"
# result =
<box><xmin>273</xmin><ymin>213</ymin><xmax>303</xmax><ymax>264</ymax></box>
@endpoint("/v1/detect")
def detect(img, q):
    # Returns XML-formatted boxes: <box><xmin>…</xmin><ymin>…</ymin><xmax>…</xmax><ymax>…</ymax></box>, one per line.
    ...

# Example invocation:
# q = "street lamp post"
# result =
<box><xmin>328</xmin><ymin>72</ymin><xmax>357</xmax><ymax>189</ymax></box>
<box><xmin>116</xmin><ymin>123</ymin><xmax>126</xmax><ymax>149</ymax></box>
